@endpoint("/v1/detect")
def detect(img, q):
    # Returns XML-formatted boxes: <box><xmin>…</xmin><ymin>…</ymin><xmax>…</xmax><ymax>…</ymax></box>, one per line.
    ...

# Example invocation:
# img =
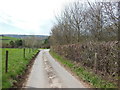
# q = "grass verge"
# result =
<box><xmin>2</xmin><ymin>48</ymin><xmax>39</xmax><ymax>88</ymax></box>
<box><xmin>50</xmin><ymin>51</ymin><xmax>117</xmax><ymax>88</ymax></box>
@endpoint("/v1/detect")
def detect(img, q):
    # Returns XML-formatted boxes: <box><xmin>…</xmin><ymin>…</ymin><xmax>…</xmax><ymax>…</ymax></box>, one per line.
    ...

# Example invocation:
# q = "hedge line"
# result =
<box><xmin>51</xmin><ymin>41</ymin><xmax>118</xmax><ymax>84</ymax></box>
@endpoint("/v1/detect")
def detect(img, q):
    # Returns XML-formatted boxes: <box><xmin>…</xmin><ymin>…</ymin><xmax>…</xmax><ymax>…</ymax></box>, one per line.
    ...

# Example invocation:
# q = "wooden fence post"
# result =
<box><xmin>5</xmin><ymin>50</ymin><xmax>8</xmax><ymax>73</ymax></box>
<box><xmin>23</xmin><ymin>48</ymin><xmax>25</xmax><ymax>58</ymax></box>
<box><xmin>94</xmin><ymin>53</ymin><xmax>97</xmax><ymax>73</ymax></box>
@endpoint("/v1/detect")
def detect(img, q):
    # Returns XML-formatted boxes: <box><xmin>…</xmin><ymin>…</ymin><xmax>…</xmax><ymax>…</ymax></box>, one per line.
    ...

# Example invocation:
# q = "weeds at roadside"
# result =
<box><xmin>50</xmin><ymin>51</ymin><xmax>117</xmax><ymax>88</ymax></box>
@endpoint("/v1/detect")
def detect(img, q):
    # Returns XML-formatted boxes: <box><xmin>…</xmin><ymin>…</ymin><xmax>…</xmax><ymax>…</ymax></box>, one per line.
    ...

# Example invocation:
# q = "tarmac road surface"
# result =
<box><xmin>25</xmin><ymin>49</ymin><xmax>86</xmax><ymax>88</ymax></box>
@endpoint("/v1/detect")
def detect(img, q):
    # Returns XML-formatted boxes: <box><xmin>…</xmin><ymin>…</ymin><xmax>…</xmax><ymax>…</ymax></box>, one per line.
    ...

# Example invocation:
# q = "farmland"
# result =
<box><xmin>0</xmin><ymin>35</ymin><xmax>50</xmax><ymax>48</ymax></box>
<box><xmin>1</xmin><ymin>48</ymin><xmax>39</xmax><ymax>88</ymax></box>
<box><xmin>0</xmin><ymin>36</ymin><xmax>22</xmax><ymax>48</ymax></box>
<box><xmin>0</xmin><ymin>36</ymin><xmax>20</xmax><ymax>43</ymax></box>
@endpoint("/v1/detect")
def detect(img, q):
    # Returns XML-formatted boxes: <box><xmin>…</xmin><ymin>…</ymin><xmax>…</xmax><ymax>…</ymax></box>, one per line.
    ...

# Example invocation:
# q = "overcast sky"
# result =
<box><xmin>0</xmin><ymin>0</ymin><xmax>77</xmax><ymax>35</ymax></box>
<box><xmin>0</xmin><ymin>0</ymin><xmax>117</xmax><ymax>35</ymax></box>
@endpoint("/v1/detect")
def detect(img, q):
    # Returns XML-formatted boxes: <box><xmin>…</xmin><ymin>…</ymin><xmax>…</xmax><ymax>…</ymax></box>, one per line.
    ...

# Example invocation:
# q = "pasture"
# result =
<box><xmin>1</xmin><ymin>48</ymin><xmax>38</xmax><ymax>88</ymax></box>
<box><xmin>0</xmin><ymin>36</ymin><xmax>19</xmax><ymax>43</ymax></box>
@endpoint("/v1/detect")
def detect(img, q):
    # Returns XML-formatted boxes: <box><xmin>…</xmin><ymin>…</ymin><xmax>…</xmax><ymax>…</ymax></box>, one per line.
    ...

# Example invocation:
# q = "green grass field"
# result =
<box><xmin>0</xmin><ymin>36</ymin><xmax>20</xmax><ymax>44</ymax></box>
<box><xmin>1</xmin><ymin>48</ymin><xmax>39</xmax><ymax>88</ymax></box>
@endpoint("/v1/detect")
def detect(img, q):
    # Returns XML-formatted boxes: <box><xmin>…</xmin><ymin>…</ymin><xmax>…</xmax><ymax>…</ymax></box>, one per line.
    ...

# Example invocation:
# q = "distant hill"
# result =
<box><xmin>0</xmin><ymin>34</ymin><xmax>49</xmax><ymax>39</ymax></box>
<box><xmin>0</xmin><ymin>36</ymin><xmax>20</xmax><ymax>44</ymax></box>
<box><xmin>0</xmin><ymin>34</ymin><xmax>49</xmax><ymax>48</ymax></box>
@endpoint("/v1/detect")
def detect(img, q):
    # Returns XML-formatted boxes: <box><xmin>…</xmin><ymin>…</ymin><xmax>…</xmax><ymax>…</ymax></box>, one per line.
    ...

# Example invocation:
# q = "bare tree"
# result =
<box><xmin>50</xmin><ymin>0</ymin><xmax>119</xmax><ymax>45</ymax></box>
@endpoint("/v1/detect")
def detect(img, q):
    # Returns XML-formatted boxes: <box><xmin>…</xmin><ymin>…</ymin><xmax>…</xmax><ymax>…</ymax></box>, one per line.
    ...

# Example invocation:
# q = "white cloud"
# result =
<box><xmin>0</xmin><ymin>0</ymin><xmax>76</xmax><ymax>35</ymax></box>
<box><xmin>1</xmin><ymin>0</ymin><xmax>115</xmax><ymax>35</ymax></box>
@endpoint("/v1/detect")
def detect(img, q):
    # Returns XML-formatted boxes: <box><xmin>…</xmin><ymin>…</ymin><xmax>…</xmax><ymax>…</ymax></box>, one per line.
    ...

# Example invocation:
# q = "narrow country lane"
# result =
<box><xmin>25</xmin><ymin>49</ymin><xmax>86</xmax><ymax>88</ymax></box>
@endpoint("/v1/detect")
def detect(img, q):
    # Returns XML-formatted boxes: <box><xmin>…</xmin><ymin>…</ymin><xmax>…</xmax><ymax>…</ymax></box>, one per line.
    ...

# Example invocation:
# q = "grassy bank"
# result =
<box><xmin>50</xmin><ymin>51</ymin><xmax>117</xmax><ymax>88</ymax></box>
<box><xmin>2</xmin><ymin>48</ymin><xmax>39</xmax><ymax>88</ymax></box>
